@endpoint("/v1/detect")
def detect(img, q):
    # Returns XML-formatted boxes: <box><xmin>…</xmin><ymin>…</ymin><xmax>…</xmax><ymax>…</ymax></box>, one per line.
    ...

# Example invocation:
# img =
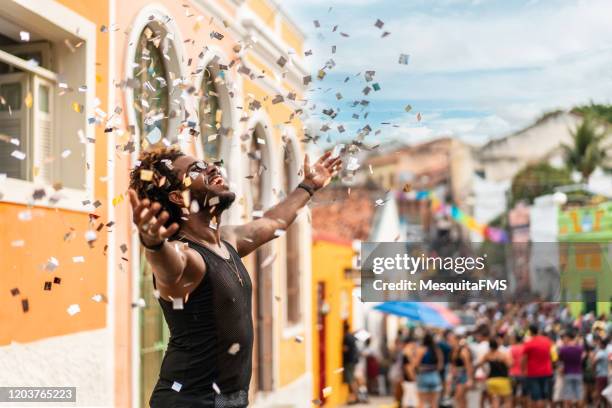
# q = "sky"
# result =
<box><xmin>280</xmin><ymin>0</ymin><xmax>612</xmax><ymax>146</ymax></box>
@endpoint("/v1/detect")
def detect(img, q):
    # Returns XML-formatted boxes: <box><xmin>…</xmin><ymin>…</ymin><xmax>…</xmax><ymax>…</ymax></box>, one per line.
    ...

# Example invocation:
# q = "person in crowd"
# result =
<box><xmin>523</xmin><ymin>324</ymin><xmax>554</xmax><ymax>408</ymax></box>
<box><xmin>558</xmin><ymin>331</ymin><xmax>585</xmax><ymax>408</ymax></box>
<box><xmin>593</xmin><ymin>337</ymin><xmax>610</xmax><ymax>408</ymax></box>
<box><xmin>583</xmin><ymin>341</ymin><xmax>597</xmax><ymax>407</ymax></box>
<box><xmin>401</xmin><ymin>336</ymin><xmax>419</xmax><ymax>408</ymax></box>
<box><xmin>438</xmin><ymin>330</ymin><xmax>453</xmax><ymax>407</ymax></box>
<box><xmin>414</xmin><ymin>332</ymin><xmax>444</xmax><ymax>408</ymax></box>
<box><xmin>448</xmin><ymin>331</ymin><xmax>474</xmax><ymax>408</ymax></box>
<box><xmin>475</xmin><ymin>338</ymin><xmax>513</xmax><ymax>408</ymax></box>
<box><xmin>472</xmin><ymin>326</ymin><xmax>492</xmax><ymax>408</ymax></box>
<box><xmin>364</xmin><ymin>338</ymin><xmax>380</xmax><ymax>395</ymax></box>
<box><xmin>342</xmin><ymin>321</ymin><xmax>360</xmax><ymax>404</ymax></box>
<box><xmin>509</xmin><ymin>332</ymin><xmax>527</xmax><ymax>408</ymax></box>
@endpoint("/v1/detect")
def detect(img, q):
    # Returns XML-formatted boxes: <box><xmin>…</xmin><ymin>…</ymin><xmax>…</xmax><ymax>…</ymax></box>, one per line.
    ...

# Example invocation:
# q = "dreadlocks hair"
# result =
<box><xmin>129</xmin><ymin>146</ymin><xmax>186</xmax><ymax>234</ymax></box>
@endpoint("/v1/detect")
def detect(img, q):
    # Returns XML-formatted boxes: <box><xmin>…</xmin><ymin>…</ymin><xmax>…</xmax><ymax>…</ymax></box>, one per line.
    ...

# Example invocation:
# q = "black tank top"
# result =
<box><xmin>149</xmin><ymin>238</ymin><xmax>253</xmax><ymax>408</ymax></box>
<box><xmin>489</xmin><ymin>358</ymin><xmax>509</xmax><ymax>378</ymax></box>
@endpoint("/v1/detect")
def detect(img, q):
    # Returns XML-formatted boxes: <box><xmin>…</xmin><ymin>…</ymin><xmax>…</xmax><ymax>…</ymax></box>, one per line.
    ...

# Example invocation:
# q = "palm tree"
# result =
<box><xmin>561</xmin><ymin>115</ymin><xmax>611</xmax><ymax>182</ymax></box>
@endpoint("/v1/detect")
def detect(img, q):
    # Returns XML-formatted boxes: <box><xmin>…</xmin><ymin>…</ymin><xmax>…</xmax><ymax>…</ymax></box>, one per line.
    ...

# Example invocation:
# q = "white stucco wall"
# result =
<box><xmin>0</xmin><ymin>328</ymin><xmax>112</xmax><ymax>407</ymax></box>
<box><xmin>480</xmin><ymin>112</ymin><xmax>581</xmax><ymax>182</ymax></box>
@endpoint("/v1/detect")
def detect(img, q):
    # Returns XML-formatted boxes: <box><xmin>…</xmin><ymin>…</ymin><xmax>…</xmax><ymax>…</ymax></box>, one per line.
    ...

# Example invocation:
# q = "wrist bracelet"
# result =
<box><xmin>139</xmin><ymin>233</ymin><xmax>165</xmax><ymax>251</ymax></box>
<box><xmin>297</xmin><ymin>182</ymin><xmax>315</xmax><ymax>197</ymax></box>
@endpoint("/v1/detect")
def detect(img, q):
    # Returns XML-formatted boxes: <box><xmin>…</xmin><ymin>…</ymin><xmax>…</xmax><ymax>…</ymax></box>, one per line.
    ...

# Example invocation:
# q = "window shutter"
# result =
<box><xmin>0</xmin><ymin>73</ymin><xmax>28</xmax><ymax>180</ymax></box>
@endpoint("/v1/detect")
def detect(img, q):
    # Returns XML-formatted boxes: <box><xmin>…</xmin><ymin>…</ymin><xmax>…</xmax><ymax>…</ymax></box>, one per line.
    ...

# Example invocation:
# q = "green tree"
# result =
<box><xmin>561</xmin><ymin>115</ymin><xmax>611</xmax><ymax>182</ymax></box>
<box><xmin>510</xmin><ymin>162</ymin><xmax>572</xmax><ymax>206</ymax></box>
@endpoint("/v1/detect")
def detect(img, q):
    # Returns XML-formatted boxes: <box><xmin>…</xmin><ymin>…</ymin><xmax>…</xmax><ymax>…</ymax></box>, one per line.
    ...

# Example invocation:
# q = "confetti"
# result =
<box><xmin>274</xmin><ymin>229</ymin><xmax>285</xmax><ymax>237</ymax></box>
<box><xmin>399</xmin><ymin>53</ymin><xmax>410</xmax><ymax>65</ymax></box>
<box><xmin>172</xmin><ymin>297</ymin><xmax>184</xmax><ymax>310</ymax></box>
<box><xmin>112</xmin><ymin>194</ymin><xmax>124</xmax><ymax>206</ymax></box>
<box><xmin>228</xmin><ymin>343</ymin><xmax>240</xmax><ymax>355</ymax></box>
<box><xmin>11</xmin><ymin>288</ymin><xmax>20</xmax><ymax>296</ymax></box>
<box><xmin>140</xmin><ymin>169</ymin><xmax>154</xmax><ymax>181</ymax></box>
<box><xmin>72</xmin><ymin>102</ymin><xmax>83</xmax><ymax>113</ymax></box>
<box><xmin>208</xmin><ymin>196</ymin><xmax>220</xmax><ymax>206</ymax></box>
<box><xmin>67</xmin><ymin>304</ymin><xmax>80</xmax><ymax>316</ymax></box>
<box><xmin>11</xmin><ymin>240</ymin><xmax>25</xmax><ymax>247</ymax></box>
<box><xmin>19</xmin><ymin>31</ymin><xmax>30</xmax><ymax>42</ymax></box>
<box><xmin>146</xmin><ymin>127</ymin><xmax>162</xmax><ymax>144</ymax></box>
<box><xmin>18</xmin><ymin>210</ymin><xmax>32</xmax><ymax>221</ymax></box>
<box><xmin>11</xmin><ymin>150</ymin><xmax>26</xmax><ymax>160</ymax></box>
<box><xmin>45</xmin><ymin>257</ymin><xmax>59</xmax><ymax>272</ymax></box>
<box><xmin>212</xmin><ymin>383</ymin><xmax>220</xmax><ymax>394</ymax></box>
<box><xmin>73</xmin><ymin>256</ymin><xmax>85</xmax><ymax>263</ymax></box>
<box><xmin>294</xmin><ymin>335</ymin><xmax>304</xmax><ymax>343</ymax></box>
<box><xmin>44</xmin><ymin>281</ymin><xmax>52</xmax><ymax>291</ymax></box>
<box><xmin>171</xmin><ymin>381</ymin><xmax>182</xmax><ymax>392</ymax></box>
<box><xmin>405</xmin><ymin>104</ymin><xmax>412</xmax><ymax>112</ymax></box>
<box><xmin>374</xmin><ymin>19</ymin><xmax>384</xmax><ymax>29</ymax></box>
<box><xmin>61</xmin><ymin>149</ymin><xmax>71</xmax><ymax>158</ymax></box>
<box><xmin>132</xmin><ymin>298</ymin><xmax>146</xmax><ymax>308</ymax></box>
<box><xmin>91</xmin><ymin>294</ymin><xmax>104</xmax><ymax>303</ymax></box>
<box><xmin>333</xmin><ymin>367</ymin><xmax>345</xmax><ymax>374</ymax></box>
<box><xmin>22</xmin><ymin>299</ymin><xmax>29</xmax><ymax>313</ymax></box>
<box><xmin>322</xmin><ymin>386</ymin><xmax>332</xmax><ymax>398</ymax></box>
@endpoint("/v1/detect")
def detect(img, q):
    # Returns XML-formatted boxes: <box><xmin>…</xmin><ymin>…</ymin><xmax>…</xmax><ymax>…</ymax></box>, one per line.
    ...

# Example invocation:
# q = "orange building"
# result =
<box><xmin>1</xmin><ymin>0</ymin><xmax>312</xmax><ymax>406</ymax></box>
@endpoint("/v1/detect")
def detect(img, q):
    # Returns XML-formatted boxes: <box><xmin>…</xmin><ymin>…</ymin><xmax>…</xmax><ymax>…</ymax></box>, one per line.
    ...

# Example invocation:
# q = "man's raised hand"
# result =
<box><xmin>128</xmin><ymin>189</ymin><xmax>179</xmax><ymax>246</ymax></box>
<box><xmin>303</xmin><ymin>151</ymin><xmax>342</xmax><ymax>191</ymax></box>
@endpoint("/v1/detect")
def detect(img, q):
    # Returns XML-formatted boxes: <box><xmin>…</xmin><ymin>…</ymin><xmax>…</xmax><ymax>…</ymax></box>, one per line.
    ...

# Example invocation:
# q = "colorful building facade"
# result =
<box><xmin>558</xmin><ymin>201</ymin><xmax>612</xmax><ymax>316</ymax></box>
<box><xmin>1</xmin><ymin>0</ymin><xmax>312</xmax><ymax>406</ymax></box>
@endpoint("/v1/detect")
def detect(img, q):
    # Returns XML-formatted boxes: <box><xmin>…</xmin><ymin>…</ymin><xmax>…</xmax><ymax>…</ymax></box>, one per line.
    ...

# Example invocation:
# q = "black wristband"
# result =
<box><xmin>297</xmin><ymin>182</ymin><xmax>315</xmax><ymax>197</ymax></box>
<box><xmin>139</xmin><ymin>233</ymin><xmax>165</xmax><ymax>251</ymax></box>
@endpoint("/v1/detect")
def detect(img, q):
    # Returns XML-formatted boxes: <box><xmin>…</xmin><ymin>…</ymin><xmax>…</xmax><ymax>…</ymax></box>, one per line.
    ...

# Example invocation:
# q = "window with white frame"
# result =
<box><xmin>0</xmin><ymin>21</ymin><xmax>87</xmax><ymax>191</ymax></box>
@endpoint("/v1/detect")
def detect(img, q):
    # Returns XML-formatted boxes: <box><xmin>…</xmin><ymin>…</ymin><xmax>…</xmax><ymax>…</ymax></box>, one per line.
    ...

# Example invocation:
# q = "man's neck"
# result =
<box><xmin>179</xmin><ymin>210</ymin><xmax>223</xmax><ymax>247</ymax></box>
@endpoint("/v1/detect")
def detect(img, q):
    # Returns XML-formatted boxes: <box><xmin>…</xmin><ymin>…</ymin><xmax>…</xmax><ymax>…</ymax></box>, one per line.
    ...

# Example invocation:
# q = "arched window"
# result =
<box><xmin>283</xmin><ymin>140</ymin><xmax>301</xmax><ymax>325</ymax></box>
<box><xmin>199</xmin><ymin>66</ymin><xmax>222</xmax><ymax>160</ymax></box>
<box><xmin>133</xmin><ymin>24</ymin><xmax>170</xmax><ymax>144</ymax></box>
<box><xmin>248</xmin><ymin>124</ymin><xmax>274</xmax><ymax>391</ymax></box>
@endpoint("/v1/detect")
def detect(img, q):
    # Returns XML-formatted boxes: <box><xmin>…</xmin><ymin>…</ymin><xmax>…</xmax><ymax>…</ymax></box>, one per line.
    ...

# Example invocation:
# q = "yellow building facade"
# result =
<box><xmin>311</xmin><ymin>236</ymin><xmax>357</xmax><ymax>406</ymax></box>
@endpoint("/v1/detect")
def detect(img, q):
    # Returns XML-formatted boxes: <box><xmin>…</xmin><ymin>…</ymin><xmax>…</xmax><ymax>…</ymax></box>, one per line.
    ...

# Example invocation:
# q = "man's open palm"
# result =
<box><xmin>303</xmin><ymin>151</ymin><xmax>342</xmax><ymax>190</ymax></box>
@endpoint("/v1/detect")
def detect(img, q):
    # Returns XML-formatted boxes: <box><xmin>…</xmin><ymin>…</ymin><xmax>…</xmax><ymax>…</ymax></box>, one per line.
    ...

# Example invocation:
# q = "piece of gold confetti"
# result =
<box><xmin>140</xmin><ymin>169</ymin><xmax>153</xmax><ymax>181</ymax></box>
<box><xmin>24</xmin><ymin>92</ymin><xmax>33</xmax><ymax>108</ymax></box>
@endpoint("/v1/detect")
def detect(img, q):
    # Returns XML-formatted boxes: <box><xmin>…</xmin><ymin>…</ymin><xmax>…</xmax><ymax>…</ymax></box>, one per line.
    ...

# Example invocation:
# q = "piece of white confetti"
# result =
<box><xmin>11</xmin><ymin>240</ymin><xmax>25</xmax><ymax>247</ymax></box>
<box><xmin>171</xmin><ymin>381</ymin><xmax>182</xmax><ymax>392</ymax></box>
<box><xmin>212</xmin><ymin>383</ymin><xmax>220</xmax><ymax>394</ymax></box>
<box><xmin>18</xmin><ymin>210</ymin><xmax>32</xmax><ymax>221</ymax></box>
<box><xmin>20</xmin><ymin>31</ymin><xmax>30</xmax><ymax>42</ymax></box>
<box><xmin>67</xmin><ymin>304</ymin><xmax>80</xmax><ymax>316</ymax></box>
<box><xmin>322</xmin><ymin>386</ymin><xmax>332</xmax><ymax>398</ymax></box>
<box><xmin>46</xmin><ymin>257</ymin><xmax>59</xmax><ymax>272</ymax></box>
<box><xmin>295</xmin><ymin>335</ymin><xmax>304</xmax><ymax>343</ymax></box>
<box><xmin>11</xmin><ymin>150</ymin><xmax>26</xmax><ymax>160</ymax></box>
<box><xmin>172</xmin><ymin>297</ymin><xmax>184</xmax><ymax>310</ymax></box>
<box><xmin>274</xmin><ymin>229</ymin><xmax>285</xmax><ymax>237</ymax></box>
<box><xmin>91</xmin><ymin>294</ymin><xmax>104</xmax><ymax>303</ymax></box>
<box><xmin>72</xmin><ymin>256</ymin><xmax>85</xmax><ymax>263</ymax></box>
<box><xmin>61</xmin><ymin>149</ymin><xmax>71</xmax><ymax>158</ymax></box>
<box><xmin>228</xmin><ymin>343</ymin><xmax>241</xmax><ymax>355</ymax></box>
<box><xmin>133</xmin><ymin>298</ymin><xmax>146</xmax><ymax>308</ymax></box>
<box><xmin>208</xmin><ymin>196</ymin><xmax>220</xmax><ymax>206</ymax></box>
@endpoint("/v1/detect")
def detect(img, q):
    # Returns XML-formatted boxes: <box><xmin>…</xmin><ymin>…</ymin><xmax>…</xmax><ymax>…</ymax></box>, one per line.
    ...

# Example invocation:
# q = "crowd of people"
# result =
<box><xmin>343</xmin><ymin>303</ymin><xmax>612</xmax><ymax>407</ymax></box>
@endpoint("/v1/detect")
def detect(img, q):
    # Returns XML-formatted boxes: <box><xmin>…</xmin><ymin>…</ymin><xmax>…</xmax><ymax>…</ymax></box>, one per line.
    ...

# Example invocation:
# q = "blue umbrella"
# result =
<box><xmin>374</xmin><ymin>302</ymin><xmax>459</xmax><ymax>328</ymax></box>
